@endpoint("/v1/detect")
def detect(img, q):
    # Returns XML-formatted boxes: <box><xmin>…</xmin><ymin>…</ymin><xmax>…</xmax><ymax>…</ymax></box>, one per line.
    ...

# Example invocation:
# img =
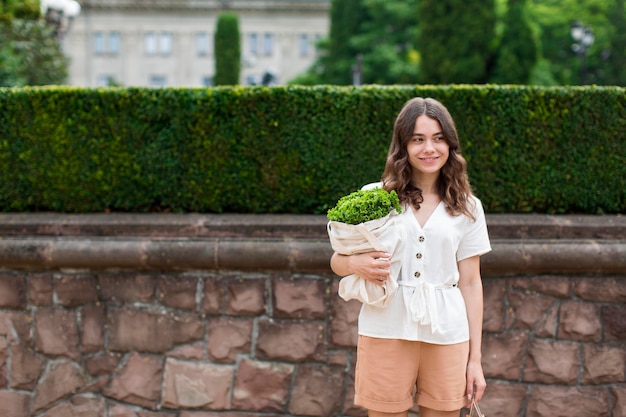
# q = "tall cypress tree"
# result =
<box><xmin>321</xmin><ymin>0</ymin><xmax>369</xmax><ymax>84</ymax></box>
<box><xmin>491</xmin><ymin>0</ymin><xmax>538</xmax><ymax>84</ymax></box>
<box><xmin>418</xmin><ymin>0</ymin><xmax>496</xmax><ymax>84</ymax></box>
<box><xmin>214</xmin><ymin>12</ymin><xmax>241</xmax><ymax>86</ymax></box>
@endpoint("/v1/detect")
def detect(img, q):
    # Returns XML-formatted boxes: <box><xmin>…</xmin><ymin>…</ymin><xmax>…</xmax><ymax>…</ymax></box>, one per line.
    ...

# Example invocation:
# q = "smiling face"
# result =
<box><xmin>407</xmin><ymin>114</ymin><xmax>450</xmax><ymax>181</ymax></box>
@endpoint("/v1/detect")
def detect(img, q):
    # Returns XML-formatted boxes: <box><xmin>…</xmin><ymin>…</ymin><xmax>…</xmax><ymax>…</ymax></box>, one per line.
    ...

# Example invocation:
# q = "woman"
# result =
<box><xmin>331</xmin><ymin>97</ymin><xmax>491</xmax><ymax>417</ymax></box>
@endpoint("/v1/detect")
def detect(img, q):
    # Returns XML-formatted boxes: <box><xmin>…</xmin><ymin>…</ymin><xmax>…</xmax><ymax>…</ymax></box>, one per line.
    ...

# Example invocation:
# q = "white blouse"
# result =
<box><xmin>357</xmin><ymin>185</ymin><xmax>492</xmax><ymax>344</ymax></box>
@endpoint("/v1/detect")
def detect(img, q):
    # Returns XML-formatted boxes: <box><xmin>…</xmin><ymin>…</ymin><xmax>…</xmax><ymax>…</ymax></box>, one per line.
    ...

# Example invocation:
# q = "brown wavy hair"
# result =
<box><xmin>381</xmin><ymin>97</ymin><xmax>475</xmax><ymax>220</ymax></box>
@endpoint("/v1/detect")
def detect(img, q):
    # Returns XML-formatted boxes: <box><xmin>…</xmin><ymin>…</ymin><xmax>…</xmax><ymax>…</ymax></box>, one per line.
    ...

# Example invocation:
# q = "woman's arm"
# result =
<box><xmin>457</xmin><ymin>255</ymin><xmax>487</xmax><ymax>402</ymax></box>
<box><xmin>330</xmin><ymin>251</ymin><xmax>391</xmax><ymax>286</ymax></box>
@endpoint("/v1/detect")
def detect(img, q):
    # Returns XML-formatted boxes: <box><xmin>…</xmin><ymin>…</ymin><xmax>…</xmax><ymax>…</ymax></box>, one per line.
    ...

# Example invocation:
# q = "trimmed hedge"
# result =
<box><xmin>0</xmin><ymin>85</ymin><xmax>624</xmax><ymax>214</ymax></box>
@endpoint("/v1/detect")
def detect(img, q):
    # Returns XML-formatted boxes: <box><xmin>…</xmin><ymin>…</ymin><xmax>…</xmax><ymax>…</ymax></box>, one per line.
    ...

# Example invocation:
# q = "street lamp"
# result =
<box><xmin>40</xmin><ymin>0</ymin><xmax>81</xmax><ymax>39</ymax></box>
<box><xmin>570</xmin><ymin>21</ymin><xmax>594</xmax><ymax>84</ymax></box>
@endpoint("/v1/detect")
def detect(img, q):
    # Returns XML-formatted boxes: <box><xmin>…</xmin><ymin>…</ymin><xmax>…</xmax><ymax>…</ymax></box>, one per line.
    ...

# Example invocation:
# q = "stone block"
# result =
<box><xmin>35</xmin><ymin>308</ymin><xmax>80</xmax><ymax>360</ymax></box>
<box><xmin>272</xmin><ymin>276</ymin><xmax>327</xmax><ymax>319</ymax></box>
<box><xmin>479</xmin><ymin>381</ymin><xmax>526</xmax><ymax>417</ymax></box>
<box><xmin>575</xmin><ymin>277</ymin><xmax>626</xmax><ymax>302</ymax></box>
<box><xmin>612</xmin><ymin>385</ymin><xmax>626</xmax><ymax>417</ymax></box>
<box><xmin>38</xmin><ymin>394</ymin><xmax>105</xmax><ymax>417</ymax></box>
<box><xmin>32</xmin><ymin>360</ymin><xmax>85</xmax><ymax>414</ymax></box>
<box><xmin>28</xmin><ymin>273</ymin><xmax>54</xmax><ymax>306</ymax></box>
<box><xmin>108</xmin><ymin>308</ymin><xmax>203</xmax><ymax>353</ymax></box>
<box><xmin>527</xmin><ymin>385</ymin><xmax>609</xmax><ymax>417</ymax></box>
<box><xmin>207</xmin><ymin>317</ymin><xmax>252</xmax><ymax>363</ymax></box>
<box><xmin>582</xmin><ymin>344</ymin><xmax>626</xmax><ymax>384</ymax></box>
<box><xmin>202</xmin><ymin>276</ymin><xmax>224</xmax><ymax>314</ymax></box>
<box><xmin>0</xmin><ymin>391</ymin><xmax>30</xmax><ymax>417</ymax></box>
<box><xmin>162</xmin><ymin>358</ymin><xmax>233</xmax><ymax>409</ymax></box>
<box><xmin>0</xmin><ymin>311</ymin><xmax>31</xmax><ymax>344</ymax></box>
<box><xmin>482</xmin><ymin>332</ymin><xmax>528</xmax><ymax>380</ymax></box>
<box><xmin>103</xmin><ymin>352</ymin><xmax>163</xmax><ymax>409</ymax></box>
<box><xmin>535</xmin><ymin>303</ymin><xmax>559</xmax><ymax>338</ymax></box>
<box><xmin>0</xmin><ymin>337</ymin><xmax>6</xmax><ymax>388</ymax></box>
<box><xmin>256</xmin><ymin>319</ymin><xmax>325</xmax><ymax>362</ymax></box>
<box><xmin>55</xmin><ymin>274</ymin><xmax>98</xmax><ymax>307</ymax></box>
<box><xmin>603</xmin><ymin>304</ymin><xmax>626</xmax><ymax>341</ymax></box>
<box><xmin>558</xmin><ymin>300</ymin><xmax>601</xmax><ymax>342</ymax></box>
<box><xmin>226</xmin><ymin>277</ymin><xmax>266</xmax><ymax>316</ymax></box>
<box><xmin>167</xmin><ymin>341</ymin><xmax>205</xmax><ymax>360</ymax></box>
<box><xmin>510</xmin><ymin>276</ymin><xmax>571</xmax><ymax>298</ymax></box>
<box><xmin>0</xmin><ymin>273</ymin><xmax>26</xmax><ymax>309</ymax></box>
<box><xmin>157</xmin><ymin>275</ymin><xmax>199</xmax><ymax>310</ymax></box>
<box><xmin>232</xmin><ymin>358</ymin><xmax>293</xmax><ymax>412</ymax></box>
<box><xmin>10</xmin><ymin>342</ymin><xmax>46</xmax><ymax>390</ymax></box>
<box><xmin>328</xmin><ymin>279</ymin><xmax>360</xmax><ymax>348</ymax></box>
<box><xmin>99</xmin><ymin>274</ymin><xmax>155</xmax><ymax>303</ymax></box>
<box><xmin>81</xmin><ymin>304</ymin><xmax>106</xmax><ymax>353</ymax></box>
<box><xmin>524</xmin><ymin>339</ymin><xmax>579</xmax><ymax>384</ymax></box>
<box><xmin>289</xmin><ymin>364</ymin><xmax>345</xmax><ymax>417</ymax></box>
<box><xmin>84</xmin><ymin>352</ymin><xmax>122</xmax><ymax>377</ymax></box>
<box><xmin>482</xmin><ymin>278</ymin><xmax>505</xmax><ymax>332</ymax></box>
<box><xmin>507</xmin><ymin>290</ymin><xmax>555</xmax><ymax>330</ymax></box>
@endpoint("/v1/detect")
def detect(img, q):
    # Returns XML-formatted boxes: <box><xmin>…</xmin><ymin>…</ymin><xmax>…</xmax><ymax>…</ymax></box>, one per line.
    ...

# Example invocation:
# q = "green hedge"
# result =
<box><xmin>0</xmin><ymin>85</ymin><xmax>624</xmax><ymax>214</ymax></box>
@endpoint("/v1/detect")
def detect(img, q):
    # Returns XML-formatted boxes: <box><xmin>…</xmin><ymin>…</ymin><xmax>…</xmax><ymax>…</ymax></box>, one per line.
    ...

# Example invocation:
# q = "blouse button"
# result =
<box><xmin>419</xmin><ymin>236</ymin><xmax>425</xmax><ymax>242</ymax></box>
<box><xmin>414</xmin><ymin>271</ymin><xmax>421</xmax><ymax>278</ymax></box>
<box><xmin>416</xmin><ymin>253</ymin><xmax>422</xmax><ymax>259</ymax></box>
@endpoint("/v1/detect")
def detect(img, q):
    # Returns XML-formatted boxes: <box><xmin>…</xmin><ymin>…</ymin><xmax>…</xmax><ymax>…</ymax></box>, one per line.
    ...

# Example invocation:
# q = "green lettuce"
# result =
<box><xmin>327</xmin><ymin>188</ymin><xmax>402</xmax><ymax>225</ymax></box>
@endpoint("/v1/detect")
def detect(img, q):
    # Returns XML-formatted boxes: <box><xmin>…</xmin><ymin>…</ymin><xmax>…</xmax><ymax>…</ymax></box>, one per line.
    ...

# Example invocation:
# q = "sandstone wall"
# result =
<box><xmin>0</xmin><ymin>214</ymin><xmax>624</xmax><ymax>417</ymax></box>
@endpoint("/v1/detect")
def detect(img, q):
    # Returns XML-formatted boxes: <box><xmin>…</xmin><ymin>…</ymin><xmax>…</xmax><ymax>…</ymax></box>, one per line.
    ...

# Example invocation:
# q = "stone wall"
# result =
<box><xmin>0</xmin><ymin>213</ymin><xmax>625</xmax><ymax>417</ymax></box>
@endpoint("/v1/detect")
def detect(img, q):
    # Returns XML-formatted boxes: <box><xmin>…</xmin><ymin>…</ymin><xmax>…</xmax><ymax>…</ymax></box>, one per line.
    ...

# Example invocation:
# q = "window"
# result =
<box><xmin>196</xmin><ymin>32</ymin><xmax>209</xmax><ymax>56</ymax></box>
<box><xmin>263</xmin><ymin>33</ymin><xmax>273</xmax><ymax>56</ymax></box>
<box><xmin>299</xmin><ymin>34</ymin><xmax>309</xmax><ymax>57</ymax></box>
<box><xmin>202</xmin><ymin>76</ymin><xmax>213</xmax><ymax>87</ymax></box>
<box><xmin>94</xmin><ymin>31</ymin><xmax>121</xmax><ymax>55</ymax></box>
<box><xmin>94</xmin><ymin>32</ymin><xmax>105</xmax><ymax>54</ymax></box>
<box><xmin>159</xmin><ymin>32</ymin><xmax>172</xmax><ymax>56</ymax></box>
<box><xmin>96</xmin><ymin>75</ymin><xmax>115</xmax><ymax>86</ymax></box>
<box><xmin>149</xmin><ymin>75</ymin><xmax>167</xmax><ymax>87</ymax></box>
<box><xmin>108</xmin><ymin>32</ymin><xmax>120</xmax><ymax>55</ymax></box>
<box><xmin>145</xmin><ymin>32</ymin><xmax>173</xmax><ymax>56</ymax></box>
<box><xmin>249</xmin><ymin>33</ymin><xmax>258</xmax><ymax>56</ymax></box>
<box><xmin>144</xmin><ymin>32</ymin><xmax>157</xmax><ymax>55</ymax></box>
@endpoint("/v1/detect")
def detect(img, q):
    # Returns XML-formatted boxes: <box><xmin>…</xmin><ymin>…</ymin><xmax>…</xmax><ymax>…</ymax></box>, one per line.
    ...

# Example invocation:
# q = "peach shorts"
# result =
<box><xmin>354</xmin><ymin>335</ymin><xmax>470</xmax><ymax>413</ymax></box>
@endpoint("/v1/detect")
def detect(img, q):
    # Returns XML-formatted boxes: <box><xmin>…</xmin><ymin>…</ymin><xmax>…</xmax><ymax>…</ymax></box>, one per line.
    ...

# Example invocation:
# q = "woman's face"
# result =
<box><xmin>406</xmin><ymin>114</ymin><xmax>450</xmax><ymax>180</ymax></box>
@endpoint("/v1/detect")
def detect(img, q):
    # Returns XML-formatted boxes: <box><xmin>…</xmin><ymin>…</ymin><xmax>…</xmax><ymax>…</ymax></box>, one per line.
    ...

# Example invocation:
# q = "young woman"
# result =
<box><xmin>331</xmin><ymin>97</ymin><xmax>491</xmax><ymax>417</ymax></box>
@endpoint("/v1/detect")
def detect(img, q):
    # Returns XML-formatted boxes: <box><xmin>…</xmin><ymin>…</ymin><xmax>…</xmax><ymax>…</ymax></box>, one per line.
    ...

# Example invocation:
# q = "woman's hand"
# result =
<box><xmin>331</xmin><ymin>251</ymin><xmax>391</xmax><ymax>286</ymax></box>
<box><xmin>466</xmin><ymin>360</ymin><xmax>486</xmax><ymax>402</ymax></box>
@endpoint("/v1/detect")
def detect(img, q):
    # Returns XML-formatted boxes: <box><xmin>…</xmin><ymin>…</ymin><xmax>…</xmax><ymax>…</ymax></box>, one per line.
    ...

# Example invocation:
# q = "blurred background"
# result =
<box><xmin>1</xmin><ymin>0</ymin><xmax>625</xmax><ymax>87</ymax></box>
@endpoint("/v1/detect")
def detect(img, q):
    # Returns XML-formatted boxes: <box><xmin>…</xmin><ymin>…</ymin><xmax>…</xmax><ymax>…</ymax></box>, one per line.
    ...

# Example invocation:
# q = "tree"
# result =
<box><xmin>291</xmin><ymin>0</ymin><xmax>419</xmax><ymax>85</ymax></box>
<box><xmin>605</xmin><ymin>0</ymin><xmax>626</xmax><ymax>85</ymax></box>
<box><xmin>0</xmin><ymin>0</ymin><xmax>68</xmax><ymax>86</ymax></box>
<box><xmin>214</xmin><ymin>12</ymin><xmax>241</xmax><ymax>86</ymax></box>
<box><xmin>418</xmin><ymin>0</ymin><xmax>497</xmax><ymax>84</ymax></box>
<box><xmin>491</xmin><ymin>0</ymin><xmax>539</xmax><ymax>84</ymax></box>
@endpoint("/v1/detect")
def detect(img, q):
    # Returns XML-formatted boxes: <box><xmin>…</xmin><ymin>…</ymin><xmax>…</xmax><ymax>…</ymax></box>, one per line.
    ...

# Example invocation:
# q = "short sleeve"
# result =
<box><xmin>456</xmin><ymin>196</ymin><xmax>492</xmax><ymax>261</ymax></box>
<box><xmin>361</xmin><ymin>182</ymin><xmax>383</xmax><ymax>190</ymax></box>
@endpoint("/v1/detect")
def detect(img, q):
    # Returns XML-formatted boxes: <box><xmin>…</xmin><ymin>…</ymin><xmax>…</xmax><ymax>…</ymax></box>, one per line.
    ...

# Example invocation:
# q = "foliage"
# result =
<box><xmin>605</xmin><ymin>0</ymin><xmax>626</xmax><ymax>85</ymax></box>
<box><xmin>418</xmin><ymin>0</ymin><xmax>497</xmax><ymax>84</ymax></box>
<box><xmin>491</xmin><ymin>0</ymin><xmax>539</xmax><ymax>84</ymax></box>
<box><xmin>525</xmin><ymin>0</ymin><xmax>615</xmax><ymax>85</ymax></box>
<box><xmin>214</xmin><ymin>13</ymin><xmax>241</xmax><ymax>86</ymax></box>
<box><xmin>0</xmin><ymin>85</ymin><xmax>624</xmax><ymax>215</ymax></box>
<box><xmin>327</xmin><ymin>188</ymin><xmax>402</xmax><ymax>225</ymax></box>
<box><xmin>291</xmin><ymin>0</ymin><xmax>419</xmax><ymax>85</ymax></box>
<box><xmin>0</xmin><ymin>3</ymin><xmax>67</xmax><ymax>87</ymax></box>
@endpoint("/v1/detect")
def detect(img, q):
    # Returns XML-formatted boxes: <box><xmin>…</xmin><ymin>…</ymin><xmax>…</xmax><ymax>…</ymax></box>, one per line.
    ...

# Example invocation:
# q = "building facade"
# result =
<box><xmin>63</xmin><ymin>0</ymin><xmax>329</xmax><ymax>87</ymax></box>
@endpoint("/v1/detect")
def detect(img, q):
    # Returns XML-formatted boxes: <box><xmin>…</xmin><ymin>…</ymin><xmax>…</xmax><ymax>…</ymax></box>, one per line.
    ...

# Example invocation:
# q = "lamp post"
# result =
<box><xmin>40</xmin><ymin>0</ymin><xmax>81</xmax><ymax>39</ymax></box>
<box><xmin>570</xmin><ymin>21</ymin><xmax>595</xmax><ymax>85</ymax></box>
